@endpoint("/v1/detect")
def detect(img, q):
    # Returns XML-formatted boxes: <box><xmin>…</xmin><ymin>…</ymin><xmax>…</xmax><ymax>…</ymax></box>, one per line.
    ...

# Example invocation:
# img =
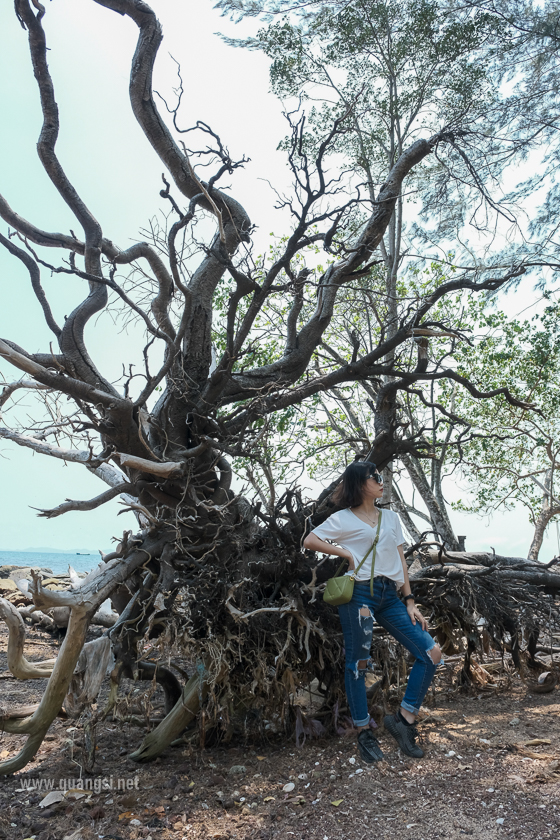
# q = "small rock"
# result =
<box><xmin>146</xmin><ymin>816</ymin><xmax>164</xmax><ymax>828</ymax></box>
<box><xmin>283</xmin><ymin>782</ymin><xmax>295</xmax><ymax>793</ymax></box>
<box><xmin>228</xmin><ymin>765</ymin><xmax>247</xmax><ymax>775</ymax></box>
<box><xmin>219</xmin><ymin>797</ymin><xmax>235</xmax><ymax>810</ymax></box>
<box><xmin>348</xmin><ymin>757</ymin><xmax>356</xmax><ymax>765</ymax></box>
<box><xmin>130</xmin><ymin>819</ymin><xmax>142</xmax><ymax>826</ymax></box>
<box><xmin>496</xmin><ymin>818</ymin><xmax>505</xmax><ymax>825</ymax></box>
<box><xmin>175</xmin><ymin>763</ymin><xmax>190</xmax><ymax>774</ymax></box>
<box><xmin>509</xmin><ymin>718</ymin><xmax>520</xmax><ymax>726</ymax></box>
<box><xmin>8</xmin><ymin>566</ymin><xmax>43</xmax><ymax>582</ymax></box>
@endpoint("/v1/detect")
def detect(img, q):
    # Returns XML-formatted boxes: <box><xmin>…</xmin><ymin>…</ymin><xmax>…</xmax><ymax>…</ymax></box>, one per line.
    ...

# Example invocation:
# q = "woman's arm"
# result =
<box><xmin>398</xmin><ymin>544</ymin><xmax>428</xmax><ymax>630</ymax></box>
<box><xmin>303</xmin><ymin>533</ymin><xmax>354</xmax><ymax>570</ymax></box>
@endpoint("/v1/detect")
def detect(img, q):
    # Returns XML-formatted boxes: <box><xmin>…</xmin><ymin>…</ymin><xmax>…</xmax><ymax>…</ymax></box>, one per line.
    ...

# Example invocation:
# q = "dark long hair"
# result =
<box><xmin>332</xmin><ymin>461</ymin><xmax>378</xmax><ymax>508</ymax></box>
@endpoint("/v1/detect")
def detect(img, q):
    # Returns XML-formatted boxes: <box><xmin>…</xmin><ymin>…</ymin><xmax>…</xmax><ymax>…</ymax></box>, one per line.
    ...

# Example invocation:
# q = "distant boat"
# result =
<box><xmin>76</xmin><ymin>553</ymin><xmax>91</xmax><ymax>555</ymax></box>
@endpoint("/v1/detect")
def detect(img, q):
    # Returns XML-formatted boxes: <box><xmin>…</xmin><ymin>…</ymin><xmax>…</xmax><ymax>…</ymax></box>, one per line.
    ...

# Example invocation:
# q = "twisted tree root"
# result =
<box><xmin>129</xmin><ymin>669</ymin><xmax>209</xmax><ymax>762</ymax></box>
<box><xmin>0</xmin><ymin>598</ymin><xmax>56</xmax><ymax>679</ymax></box>
<box><xmin>0</xmin><ymin>537</ymin><xmax>167</xmax><ymax>775</ymax></box>
<box><xmin>0</xmin><ymin>605</ymin><xmax>90</xmax><ymax>774</ymax></box>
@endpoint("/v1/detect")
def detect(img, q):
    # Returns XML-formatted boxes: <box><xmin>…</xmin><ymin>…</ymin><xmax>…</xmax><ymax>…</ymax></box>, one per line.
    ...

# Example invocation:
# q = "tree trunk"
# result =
<box><xmin>401</xmin><ymin>453</ymin><xmax>459</xmax><ymax>549</ymax></box>
<box><xmin>527</xmin><ymin>472</ymin><xmax>560</xmax><ymax>561</ymax></box>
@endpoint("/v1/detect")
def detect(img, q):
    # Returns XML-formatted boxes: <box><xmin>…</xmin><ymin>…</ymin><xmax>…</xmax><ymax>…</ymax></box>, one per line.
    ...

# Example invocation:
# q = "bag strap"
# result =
<box><xmin>331</xmin><ymin>509</ymin><xmax>383</xmax><ymax>582</ymax></box>
<box><xmin>368</xmin><ymin>509</ymin><xmax>383</xmax><ymax>596</ymax></box>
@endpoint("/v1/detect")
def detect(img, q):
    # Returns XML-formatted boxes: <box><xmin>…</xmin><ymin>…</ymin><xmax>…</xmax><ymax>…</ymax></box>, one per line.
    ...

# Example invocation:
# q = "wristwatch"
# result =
<box><xmin>403</xmin><ymin>594</ymin><xmax>415</xmax><ymax>603</ymax></box>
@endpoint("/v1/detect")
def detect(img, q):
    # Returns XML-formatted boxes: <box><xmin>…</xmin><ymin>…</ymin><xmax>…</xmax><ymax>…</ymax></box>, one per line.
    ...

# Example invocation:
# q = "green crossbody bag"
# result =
<box><xmin>323</xmin><ymin>510</ymin><xmax>383</xmax><ymax>606</ymax></box>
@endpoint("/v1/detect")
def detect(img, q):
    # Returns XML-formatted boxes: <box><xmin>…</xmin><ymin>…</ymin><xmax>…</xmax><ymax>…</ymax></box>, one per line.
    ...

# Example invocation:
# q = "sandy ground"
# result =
<box><xmin>1</xmin><ymin>623</ymin><xmax>560</xmax><ymax>840</ymax></box>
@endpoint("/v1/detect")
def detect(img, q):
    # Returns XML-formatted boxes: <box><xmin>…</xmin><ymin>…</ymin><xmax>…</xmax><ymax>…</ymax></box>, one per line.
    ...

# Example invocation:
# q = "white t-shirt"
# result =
<box><xmin>311</xmin><ymin>507</ymin><xmax>405</xmax><ymax>586</ymax></box>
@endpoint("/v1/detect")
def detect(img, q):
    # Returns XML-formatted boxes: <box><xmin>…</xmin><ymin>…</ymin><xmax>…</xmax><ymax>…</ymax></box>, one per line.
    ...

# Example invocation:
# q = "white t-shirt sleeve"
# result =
<box><xmin>394</xmin><ymin>512</ymin><xmax>405</xmax><ymax>546</ymax></box>
<box><xmin>310</xmin><ymin>511</ymin><xmax>344</xmax><ymax>542</ymax></box>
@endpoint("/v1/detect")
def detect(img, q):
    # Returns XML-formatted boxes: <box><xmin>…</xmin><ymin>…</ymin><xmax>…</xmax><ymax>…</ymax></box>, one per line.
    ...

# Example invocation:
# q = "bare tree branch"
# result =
<box><xmin>0</xmin><ymin>231</ymin><xmax>61</xmax><ymax>336</ymax></box>
<box><xmin>35</xmin><ymin>481</ymin><xmax>136</xmax><ymax>518</ymax></box>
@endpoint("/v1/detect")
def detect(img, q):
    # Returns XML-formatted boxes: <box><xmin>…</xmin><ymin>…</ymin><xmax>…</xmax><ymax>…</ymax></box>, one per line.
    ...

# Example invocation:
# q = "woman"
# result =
<box><xmin>303</xmin><ymin>461</ymin><xmax>441</xmax><ymax>763</ymax></box>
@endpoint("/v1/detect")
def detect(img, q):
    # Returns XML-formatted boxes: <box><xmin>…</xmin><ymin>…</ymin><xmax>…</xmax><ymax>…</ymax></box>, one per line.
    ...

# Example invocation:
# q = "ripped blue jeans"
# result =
<box><xmin>338</xmin><ymin>577</ymin><xmax>438</xmax><ymax>725</ymax></box>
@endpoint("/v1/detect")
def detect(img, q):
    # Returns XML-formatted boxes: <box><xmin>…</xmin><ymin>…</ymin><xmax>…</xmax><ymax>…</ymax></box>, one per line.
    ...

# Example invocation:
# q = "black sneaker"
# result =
<box><xmin>383</xmin><ymin>713</ymin><xmax>424</xmax><ymax>758</ymax></box>
<box><xmin>357</xmin><ymin>729</ymin><xmax>384</xmax><ymax>763</ymax></box>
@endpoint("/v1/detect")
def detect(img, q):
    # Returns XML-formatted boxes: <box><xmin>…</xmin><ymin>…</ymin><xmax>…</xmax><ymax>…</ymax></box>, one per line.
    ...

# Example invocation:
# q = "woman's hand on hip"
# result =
<box><xmin>342</xmin><ymin>549</ymin><xmax>355</xmax><ymax>571</ymax></box>
<box><xmin>407</xmin><ymin>602</ymin><xmax>428</xmax><ymax>631</ymax></box>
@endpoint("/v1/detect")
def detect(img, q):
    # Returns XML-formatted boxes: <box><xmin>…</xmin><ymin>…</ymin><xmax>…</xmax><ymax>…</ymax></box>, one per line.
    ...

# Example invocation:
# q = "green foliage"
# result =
<box><xmin>446</xmin><ymin>299</ymin><xmax>560</xmax><ymax>540</ymax></box>
<box><xmin>254</xmin><ymin>0</ymin><xmax>498</xmax><ymax>189</ymax></box>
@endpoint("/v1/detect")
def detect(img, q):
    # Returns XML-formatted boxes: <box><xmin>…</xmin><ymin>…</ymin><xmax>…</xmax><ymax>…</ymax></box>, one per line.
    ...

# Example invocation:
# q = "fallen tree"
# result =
<box><xmin>410</xmin><ymin>548</ymin><xmax>560</xmax><ymax>685</ymax></box>
<box><xmin>1</xmin><ymin>0</ymin><xmax>559</xmax><ymax>775</ymax></box>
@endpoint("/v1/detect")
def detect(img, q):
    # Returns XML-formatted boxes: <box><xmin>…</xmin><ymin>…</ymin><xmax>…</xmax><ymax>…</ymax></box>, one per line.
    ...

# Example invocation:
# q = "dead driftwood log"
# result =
<box><xmin>0</xmin><ymin>599</ymin><xmax>57</xmax><ymax>679</ymax></box>
<box><xmin>0</xmin><ymin>537</ymin><xmax>166</xmax><ymax>774</ymax></box>
<box><xmin>409</xmin><ymin>548</ymin><xmax>560</xmax><ymax>685</ymax></box>
<box><xmin>1</xmin><ymin>564</ymin><xmax>119</xmax><ymax>629</ymax></box>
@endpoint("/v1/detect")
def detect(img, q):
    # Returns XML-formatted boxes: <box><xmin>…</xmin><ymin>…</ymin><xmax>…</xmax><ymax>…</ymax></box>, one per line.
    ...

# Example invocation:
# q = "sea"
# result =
<box><xmin>0</xmin><ymin>550</ymin><xmax>99</xmax><ymax>576</ymax></box>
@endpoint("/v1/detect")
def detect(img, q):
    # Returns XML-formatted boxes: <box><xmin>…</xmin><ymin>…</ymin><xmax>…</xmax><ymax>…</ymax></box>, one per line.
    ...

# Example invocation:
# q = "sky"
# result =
<box><xmin>0</xmin><ymin>0</ymin><xmax>557</xmax><ymax>560</ymax></box>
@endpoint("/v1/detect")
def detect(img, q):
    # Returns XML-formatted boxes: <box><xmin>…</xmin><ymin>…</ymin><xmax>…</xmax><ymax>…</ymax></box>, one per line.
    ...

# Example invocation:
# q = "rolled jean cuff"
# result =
<box><xmin>400</xmin><ymin>700</ymin><xmax>420</xmax><ymax>715</ymax></box>
<box><xmin>352</xmin><ymin>714</ymin><xmax>370</xmax><ymax>727</ymax></box>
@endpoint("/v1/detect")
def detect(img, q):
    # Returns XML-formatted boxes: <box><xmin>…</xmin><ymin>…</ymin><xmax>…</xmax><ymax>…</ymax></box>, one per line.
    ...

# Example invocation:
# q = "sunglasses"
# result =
<box><xmin>366</xmin><ymin>472</ymin><xmax>383</xmax><ymax>484</ymax></box>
